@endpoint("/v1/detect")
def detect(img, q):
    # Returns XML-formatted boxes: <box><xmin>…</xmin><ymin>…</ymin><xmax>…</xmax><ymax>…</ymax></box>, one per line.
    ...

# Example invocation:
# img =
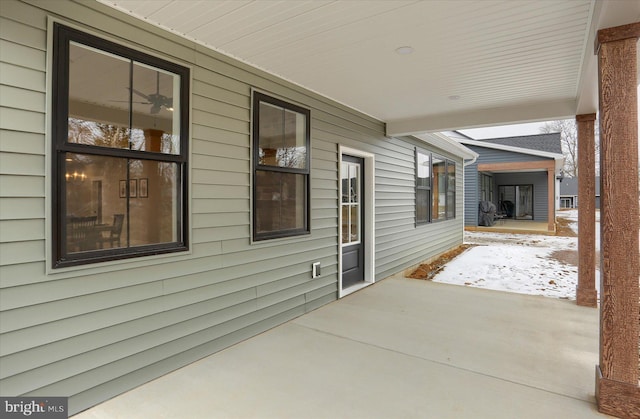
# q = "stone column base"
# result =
<box><xmin>596</xmin><ymin>366</ymin><xmax>640</xmax><ymax>418</ymax></box>
<box><xmin>576</xmin><ymin>287</ymin><xmax>597</xmax><ymax>308</ymax></box>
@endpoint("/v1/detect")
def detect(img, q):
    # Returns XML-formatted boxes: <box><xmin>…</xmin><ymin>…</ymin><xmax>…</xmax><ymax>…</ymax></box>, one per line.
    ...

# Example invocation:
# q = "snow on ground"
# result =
<box><xmin>432</xmin><ymin>210</ymin><xmax>600</xmax><ymax>300</ymax></box>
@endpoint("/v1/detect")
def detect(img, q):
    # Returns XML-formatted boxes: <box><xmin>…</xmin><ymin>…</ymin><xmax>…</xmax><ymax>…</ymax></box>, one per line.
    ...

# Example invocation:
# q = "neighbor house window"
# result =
<box><xmin>416</xmin><ymin>149</ymin><xmax>431</xmax><ymax>224</ymax></box>
<box><xmin>252</xmin><ymin>92</ymin><xmax>310</xmax><ymax>240</ymax></box>
<box><xmin>481</xmin><ymin>174</ymin><xmax>493</xmax><ymax>202</ymax></box>
<box><xmin>416</xmin><ymin>150</ymin><xmax>456</xmax><ymax>223</ymax></box>
<box><xmin>52</xmin><ymin>24</ymin><xmax>189</xmax><ymax>267</ymax></box>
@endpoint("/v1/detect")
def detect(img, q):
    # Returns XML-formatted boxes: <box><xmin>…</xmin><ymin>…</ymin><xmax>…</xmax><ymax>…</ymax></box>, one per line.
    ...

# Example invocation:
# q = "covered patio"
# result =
<box><xmin>74</xmin><ymin>276</ymin><xmax>603</xmax><ymax>419</ymax></box>
<box><xmin>91</xmin><ymin>1</ymin><xmax>639</xmax><ymax>416</ymax></box>
<box><xmin>1</xmin><ymin>1</ymin><xmax>636</xmax><ymax>417</ymax></box>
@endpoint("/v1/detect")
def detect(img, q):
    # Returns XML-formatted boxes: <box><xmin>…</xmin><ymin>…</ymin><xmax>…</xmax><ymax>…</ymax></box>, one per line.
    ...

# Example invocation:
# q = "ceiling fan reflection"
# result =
<box><xmin>113</xmin><ymin>72</ymin><xmax>173</xmax><ymax>114</ymax></box>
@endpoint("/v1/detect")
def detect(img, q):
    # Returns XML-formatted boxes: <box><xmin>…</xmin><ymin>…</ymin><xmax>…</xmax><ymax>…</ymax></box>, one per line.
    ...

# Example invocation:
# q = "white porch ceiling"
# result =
<box><xmin>98</xmin><ymin>0</ymin><xmax>640</xmax><ymax>135</ymax></box>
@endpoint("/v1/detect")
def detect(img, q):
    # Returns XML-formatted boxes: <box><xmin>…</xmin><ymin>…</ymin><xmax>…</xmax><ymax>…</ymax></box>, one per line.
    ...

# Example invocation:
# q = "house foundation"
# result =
<box><xmin>594</xmin><ymin>22</ymin><xmax>640</xmax><ymax>418</ymax></box>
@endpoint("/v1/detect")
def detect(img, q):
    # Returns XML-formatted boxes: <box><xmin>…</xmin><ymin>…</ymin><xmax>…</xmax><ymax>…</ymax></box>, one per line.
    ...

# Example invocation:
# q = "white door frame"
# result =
<box><xmin>339</xmin><ymin>146</ymin><xmax>375</xmax><ymax>298</ymax></box>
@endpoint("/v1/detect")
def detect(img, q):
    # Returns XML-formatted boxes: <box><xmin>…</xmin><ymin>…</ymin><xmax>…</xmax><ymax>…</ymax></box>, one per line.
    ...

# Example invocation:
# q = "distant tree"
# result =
<box><xmin>540</xmin><ymin>119</ymin><xmax>599</xmax><ymax>177</ymax></box>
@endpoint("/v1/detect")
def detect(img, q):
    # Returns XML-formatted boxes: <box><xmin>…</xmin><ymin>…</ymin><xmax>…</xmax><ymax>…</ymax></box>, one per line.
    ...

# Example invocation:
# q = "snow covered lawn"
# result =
<box><xmin>432</xmin><ymin>210</ymin><xmax>599</xmax><ymax>300</ymax></box>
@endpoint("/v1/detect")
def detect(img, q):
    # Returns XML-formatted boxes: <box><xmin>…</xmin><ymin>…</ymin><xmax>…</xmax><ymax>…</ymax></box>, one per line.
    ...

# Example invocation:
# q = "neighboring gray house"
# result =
<box><xmin>454</xmin><ymin>133</ymin><xmax>564</xmax><ymax>233</ymax></box>
<box><xmin>0</xmin><ymin>1</ymin><xmax>476</xmax><ymax>415</ymax></box>
<box><xmin>559</xmin><ymin>177</ymin><xmax>601</xmax><ymax>209</ymax></box>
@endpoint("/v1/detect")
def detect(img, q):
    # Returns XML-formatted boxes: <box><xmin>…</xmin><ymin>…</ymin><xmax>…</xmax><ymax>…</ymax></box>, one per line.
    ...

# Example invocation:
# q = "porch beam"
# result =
<box><xmin>595</xmin><ymin>22</ymin><xmax>640</xmax><ymax>418</ymax></box>
<box><xmin>576</xmin><ymin>113</ymin><xmax>597</xmax><ymax>308</ymax></box>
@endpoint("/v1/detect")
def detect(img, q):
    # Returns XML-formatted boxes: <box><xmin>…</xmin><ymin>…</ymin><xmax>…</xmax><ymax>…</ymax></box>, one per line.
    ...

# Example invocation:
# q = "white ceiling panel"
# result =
<box><xmin>98</xmin><ymin>0</ymin><xmax>640</xmax><ymax>134</ymax></box>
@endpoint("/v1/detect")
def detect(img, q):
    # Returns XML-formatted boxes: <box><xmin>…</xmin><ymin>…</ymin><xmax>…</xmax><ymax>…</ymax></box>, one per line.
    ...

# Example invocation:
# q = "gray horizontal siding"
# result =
<box><xmin>0</xmin><ymin>0</ymin><xmax>464</xmax><ymax>415</ymax></box>
<box><xmin>464</xmin><ymin>161</ymin><xmax>479</xmax><ymax>226</ymax></box>
<box><xmin>373</xmin><ymin>137</ymin><xmax>464</xmax><ymax>280</ymax></box>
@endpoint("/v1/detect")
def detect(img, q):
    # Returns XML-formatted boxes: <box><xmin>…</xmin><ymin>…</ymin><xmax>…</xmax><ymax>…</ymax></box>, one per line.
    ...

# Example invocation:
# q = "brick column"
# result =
<box><xmin>576</xmin><ymin>113</ymin><xmax>597</xmax><ymax>308</ymax></box>
<box><xmin>595</xmin><ymin>22</ymin><xmax>640</xmax><ymax>418</ymax></box>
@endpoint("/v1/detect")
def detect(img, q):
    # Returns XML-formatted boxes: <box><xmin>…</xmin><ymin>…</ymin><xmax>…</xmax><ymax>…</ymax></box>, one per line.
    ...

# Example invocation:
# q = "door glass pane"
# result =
<box><xmin>341</xmin><ymin>205</ymin><xmax>350</xmax><ymax>243</ymax></box>
<box><xmin>341</xmin><ymin>162</ymin><xmax>349</xmax><ymax>203</ymax></box>
<box><xmin>350</xmin><ymin>205</ymin><xmax>360</xmax><ymax>243</ymax></box>
<box><xmin>349</xmin><ymin>164</ymin><xmax>359</xmax><ymax>203</ymax></box>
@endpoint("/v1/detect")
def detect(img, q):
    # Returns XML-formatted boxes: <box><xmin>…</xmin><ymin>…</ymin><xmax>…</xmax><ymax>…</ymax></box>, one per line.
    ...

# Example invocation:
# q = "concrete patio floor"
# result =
<box><xmin>73</xmin><ymin>276</ymin><xmax>609</xmax><ymax>419</ymax></box>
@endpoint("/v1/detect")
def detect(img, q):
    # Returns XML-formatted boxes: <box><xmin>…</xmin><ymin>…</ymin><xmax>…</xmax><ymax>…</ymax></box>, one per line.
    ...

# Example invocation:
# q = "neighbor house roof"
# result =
<box><xmin>560</xmin><ymin>176</ymin><xmax>601</xmax><ymax>196</ymax></box>
<box><xmin>456</xmin><ymin>137</ymin><xmax>565</xmax><ymax>173</ymax></box>
<box><xmin>478</xmin><ymin>133</ymin><xmax>563</xmax><ymax>154</ymax></box>
<box><xmin>414</xmin><ymin>133</ymin><xmax>479</xmax><ymax>162</ymax></box>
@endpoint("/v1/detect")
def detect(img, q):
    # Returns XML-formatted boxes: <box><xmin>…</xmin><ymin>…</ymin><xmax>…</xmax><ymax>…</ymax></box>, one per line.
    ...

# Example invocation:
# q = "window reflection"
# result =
<box><xmin>258</xmin><ymin>102</ymin><xmax>307</xmax><ymax>169</ymax></box>
<box><xmin>68</xmin><ymin>43</ymin><xmax>180</xmax><ymax>155</ymax></box>
<box><xmin>64</xmin><ymin>153</ymin><xmax>178</xmax><ymax>253</ymax></box>
<box><xmin>255</xmin><ymin>171</ymin><xmax>305</xmax><ymax>234</ymax></box>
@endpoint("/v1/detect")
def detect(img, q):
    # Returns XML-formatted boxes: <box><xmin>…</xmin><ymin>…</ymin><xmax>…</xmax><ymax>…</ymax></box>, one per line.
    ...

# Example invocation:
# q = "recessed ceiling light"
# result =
<box><xmin>395</xmin><ymin>46</ymin><xmax>414</xmax><ymax>55</ymax></box>
<box><xmin>448</xmin><ymin>95</ymin><xmax>461</xmax><ymax>100</ymax></box>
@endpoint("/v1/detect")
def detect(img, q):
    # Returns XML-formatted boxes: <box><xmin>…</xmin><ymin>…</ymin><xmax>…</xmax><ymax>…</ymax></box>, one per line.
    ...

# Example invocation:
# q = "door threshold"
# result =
<box><xmin>340</xmin><ymin>281</ymin><xmax>373</xmax><ymax>298</ymax></box>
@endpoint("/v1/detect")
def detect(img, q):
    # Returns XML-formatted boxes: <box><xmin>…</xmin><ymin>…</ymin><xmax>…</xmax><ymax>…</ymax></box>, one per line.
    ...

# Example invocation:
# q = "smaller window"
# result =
<box><xmin>252</xmin><ymin>92</ymin><xmax>311</xmax><ymax>241</ymax></box>
<box><xmin>416</xmin><ymin>150</ymin><xmax>456</xmax><ymax>223</ymax></box>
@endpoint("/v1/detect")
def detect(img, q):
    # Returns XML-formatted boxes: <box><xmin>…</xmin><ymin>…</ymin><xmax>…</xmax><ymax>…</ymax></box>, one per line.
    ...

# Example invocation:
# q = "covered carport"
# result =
<box><xmin>96</xmin><ymin>1</ymin><xmax>639</xmax><ymax>416</ymax></box>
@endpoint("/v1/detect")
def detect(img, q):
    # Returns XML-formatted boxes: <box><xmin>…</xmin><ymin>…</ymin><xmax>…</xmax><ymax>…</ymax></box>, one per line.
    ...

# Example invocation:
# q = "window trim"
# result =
<box><xmin>251</xmin><ymin>91</ymin><xmax>311</xmax><ymax>241</ymax></box>
<box><xmin>52</xmin><ymin>23</ymin><xmax>190</xmax><ymax>268</ymax></box>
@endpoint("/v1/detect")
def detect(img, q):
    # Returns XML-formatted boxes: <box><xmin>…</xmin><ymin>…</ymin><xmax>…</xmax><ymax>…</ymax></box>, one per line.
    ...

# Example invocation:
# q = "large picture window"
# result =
<box><xmin>416</xmin><ymin>149</ymin><xmax>456</xmax><ymax>223</ymax></box>
<box><xmin>252</xmin><ymin>92</ymin><xmax>310</xmax><ymax>241</ymax></box>
<box><xmin>52</xmin><ymin>24</ymin><xmax>189</xmax><ymax>267</ymax></box>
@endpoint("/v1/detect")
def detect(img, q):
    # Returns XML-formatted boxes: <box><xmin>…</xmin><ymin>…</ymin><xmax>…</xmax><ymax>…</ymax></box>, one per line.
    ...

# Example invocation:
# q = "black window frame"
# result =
<box><xmin>431</xmin><ymin>154</ymin><xmax>456</xmax><ymax>222</ymax></box>
<box><xmin>417</xmin><ymin>149</ymin><xmax>456</xmax><ymax>224</ymax></box>
<box><xmin>52</xmin><ymin>23</ymin><xmax>190</xmax><ymax>268</ymax></box>
<box><xmin>252</xmin><ymin>91</ymin><xmax>311</xmax><ymax>241</ymax></box>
